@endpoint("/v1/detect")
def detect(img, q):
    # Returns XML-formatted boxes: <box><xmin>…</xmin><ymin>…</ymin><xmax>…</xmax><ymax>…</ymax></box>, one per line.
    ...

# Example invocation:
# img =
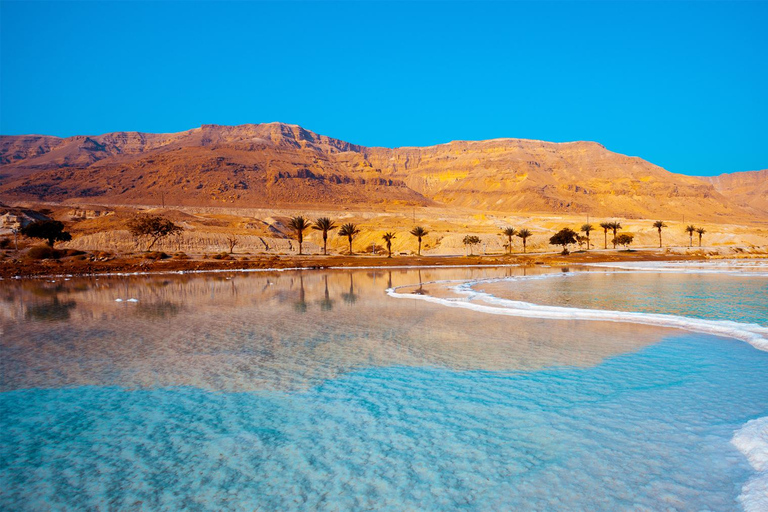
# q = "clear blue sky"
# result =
<box><xmin>1</xmin><ymin>1</ymin><xmax>766</xmax><ymax>176</ymax></box>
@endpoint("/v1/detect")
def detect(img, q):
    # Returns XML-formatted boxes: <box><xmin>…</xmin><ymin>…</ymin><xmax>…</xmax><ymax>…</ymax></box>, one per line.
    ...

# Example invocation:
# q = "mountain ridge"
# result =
<box><xmin>1</xmin><ymin>123</ymin><xmax>764</xmax><ymax>221</ymax></box>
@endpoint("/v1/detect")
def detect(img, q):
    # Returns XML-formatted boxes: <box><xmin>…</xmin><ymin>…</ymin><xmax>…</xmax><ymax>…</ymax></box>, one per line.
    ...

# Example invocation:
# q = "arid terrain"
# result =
<box><xmin>1</xmin><ymin>123</ymin><xmax>766</xmax><ymax>277</ymax></box>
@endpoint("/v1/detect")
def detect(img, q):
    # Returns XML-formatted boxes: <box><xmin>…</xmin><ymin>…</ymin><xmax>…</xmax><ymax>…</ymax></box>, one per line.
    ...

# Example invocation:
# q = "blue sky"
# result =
<box><xmin>1</xmin><ymin>1</ymin><xmax>766</xmax><ymax>176</ymax></box>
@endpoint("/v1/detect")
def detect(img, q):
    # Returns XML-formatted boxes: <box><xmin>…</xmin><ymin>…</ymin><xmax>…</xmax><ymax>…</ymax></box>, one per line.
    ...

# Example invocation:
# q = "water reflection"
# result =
<box><xmin>318</xmin><ymin>275</ymin><xmax>334</xmax><ymax>311</ymax></box>
<box><xmin>0</xmin><ymin>267</ymin><xmax>670</xmax><ymax>392</ymax></box>
<box><xmin>25</xmin><ymin>297</ymin><xmax>77</xmax><ymax>322</ymax></box>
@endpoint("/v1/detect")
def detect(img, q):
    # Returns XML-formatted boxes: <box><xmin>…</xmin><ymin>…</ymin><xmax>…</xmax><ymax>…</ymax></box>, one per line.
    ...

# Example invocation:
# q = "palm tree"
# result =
<box><xmin>502</xmin><ymin>227</ymin><xmax>517</xmax><ymax>254</ymax></box>
<box><xmin>516</xmin><ymin>229</ymin><xmax>532</xmax><ymax>253</ymax></box>
<box><xmin>410</xmin><ymin>226</ymin><xmax>428</xmax><ymax>256</ymax></box>
<box><xmin>599</xmin><ymin>222</ymin><xmax>611</xmax><ymax>249</ymax></box>
<box><xmin>653</xmin><ymin>220</ymin><xmax>667</xmax><ymax>248</ymax></box>
<box><xmin>696</xmin><ymin>227</ymin><xmax>706</xmax><ymax>247</ymax></box>
<box><xmin>609</xmin><ymin>221</ymin><xmax>622</xmax><ymax>249</ymax></box>
<box><xmin>312</xmin><ymin>217</ymin><xmax>337</xmax><ymax>255</ymax></box>
<box><xmin>288</xmin><ymin>216</ymin><xmax>310</xmax><ymax>255</ymax></box>
<box><xmin>382</xmin><ymin>232</ymin><xmax>396</xmax><ymax>258</ymax></box>
<box><xmin>685</xmin><ymin>225</ymin><xmax>696</xmax><ymax>247</ymax></box>
<box><xmin>580</xmin><ymin>224</ymin><xmax>593</xmax><ymax>250</ymax></box>
<box><xmin>462</xmin><ymin>235</ymin><xmax>481</xmax><ymax>256</ymax></box>
<box><xmin>338</xmin><ymin>223</ymin><xmax>360</xmax><ymax>255</ymax></box>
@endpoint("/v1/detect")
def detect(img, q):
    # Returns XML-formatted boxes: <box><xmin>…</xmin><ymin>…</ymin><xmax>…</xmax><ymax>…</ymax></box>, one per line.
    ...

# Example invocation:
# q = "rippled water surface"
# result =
<box><xmin>1</xmin><ymin>264</ymin><xmax>767</xmax><ymax>511</ymax></box>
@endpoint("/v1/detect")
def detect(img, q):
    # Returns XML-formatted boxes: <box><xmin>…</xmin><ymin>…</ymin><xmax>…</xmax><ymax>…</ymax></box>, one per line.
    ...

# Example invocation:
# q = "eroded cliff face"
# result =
<box><xmin>702</xmin><ymin>169</ymin><xmax>768</xmax><ymax>215</ymax></box>
<box><xmin>0</xmin><ymin>122</ymin><xmax>760</xmax><ymax>220</ymax></box>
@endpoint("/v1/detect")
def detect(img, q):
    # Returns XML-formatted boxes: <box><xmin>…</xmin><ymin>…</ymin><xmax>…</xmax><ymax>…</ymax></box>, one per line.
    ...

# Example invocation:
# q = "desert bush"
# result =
<box><xmin>212</xmin><ymin>252</ymin><xmax>231</xmax><ymax>260</ymax></box>
<box><xmin>173</xmin><ymin>252</ymin><xmax>189</xmax><ymax>260</ymax></box>
<box><xmin>144</xmin><ymin>251</ymin><xmax>170</xmax><ymax>260</ymax></box>
<box><xmin>127</xmin><ymin>216</ymin><xmax>183</xmax><ymax>250</ymax></box>
<box><xmin>26</xmin><ymin>245</ymin><xmax>61</xmax><ymax>260</ymax></box>
<box><xmin>61</xmin><ymin>249</ymin><xmax>86</xmax><ymax>257</ymax></box>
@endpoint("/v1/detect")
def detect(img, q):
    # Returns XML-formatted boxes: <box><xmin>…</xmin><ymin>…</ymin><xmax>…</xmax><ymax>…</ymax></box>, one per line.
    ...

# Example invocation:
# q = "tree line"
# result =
<box><xmin>11</xmin><ymin>214</ymin><xmax>710</xmax><ymax>255</ymax></box>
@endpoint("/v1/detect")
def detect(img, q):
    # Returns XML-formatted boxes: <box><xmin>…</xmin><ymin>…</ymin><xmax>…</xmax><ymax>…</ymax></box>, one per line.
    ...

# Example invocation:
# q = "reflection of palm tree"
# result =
<box><xmin>387</xmin><ymin>271</ymin><xmax>392</xmax><ymax>290</ymax></box>
<box><xmin>294</xmin><ymin>274</ymin><xmax>307</xmax><ymax>313</ymax></box>
<box><xmin>413</xmin><ymin>269</ymin><xmax>426</xmax><ymax>295</ymax></box>
<box><xmin>342</xmin><ymin>273</ymin><xmax>358</xmax><ymax>304</ymax></box>
<box><xmin>319</xmin><ymin>275</ymin><xmax>334</xmax><ymax>311</ymax></box>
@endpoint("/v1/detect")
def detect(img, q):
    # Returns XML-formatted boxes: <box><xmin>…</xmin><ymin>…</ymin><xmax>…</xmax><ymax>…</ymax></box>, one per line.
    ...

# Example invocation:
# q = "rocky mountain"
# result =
<box><xmin>0</xmin><ymin>123</ymin><xmax>763</xmax><ymax>220</ymax></box>
<box><xmin>702</xmin><ymin>169</ymin><xmax>768</xmax><ymax>216</ymax></box>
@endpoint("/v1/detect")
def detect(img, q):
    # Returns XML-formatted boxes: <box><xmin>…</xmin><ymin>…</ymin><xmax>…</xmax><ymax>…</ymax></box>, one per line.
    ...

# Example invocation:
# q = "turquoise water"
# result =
<box><xmin>1</xmin><ymin>265</ymin><xmax>767</xmax><ymax>510</ymax></box>
<box><xmin>476</xmin><ymin>270</ymin><xmax>768</xmax><ymax>325</ymax></box>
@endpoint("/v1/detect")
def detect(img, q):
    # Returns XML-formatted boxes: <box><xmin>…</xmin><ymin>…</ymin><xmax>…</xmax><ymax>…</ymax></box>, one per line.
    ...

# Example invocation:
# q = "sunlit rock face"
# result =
<box><xmin>0</xmin><ymin>123</ymin><xmax>759</xmax><ymax>221</ymax></box>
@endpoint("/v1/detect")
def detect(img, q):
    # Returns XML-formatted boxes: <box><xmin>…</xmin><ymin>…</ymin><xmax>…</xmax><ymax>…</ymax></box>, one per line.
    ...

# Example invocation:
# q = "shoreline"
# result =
<box><xmin>2</xmin><ymin>248</ymin><xmax>765</xmax><ymax>279</ymax></box>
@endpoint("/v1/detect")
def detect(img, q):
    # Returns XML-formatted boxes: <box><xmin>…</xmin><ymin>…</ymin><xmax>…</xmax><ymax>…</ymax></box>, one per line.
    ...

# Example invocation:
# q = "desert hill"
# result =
<box><xmin>702</xmin><ymin>169</ymin><xmax>768</xmax><ymax>216</ymax></box>
<box><xmin>0</xmin><ymin>123</ymin><xmax>763</xmax><ymax>221</ymax></box>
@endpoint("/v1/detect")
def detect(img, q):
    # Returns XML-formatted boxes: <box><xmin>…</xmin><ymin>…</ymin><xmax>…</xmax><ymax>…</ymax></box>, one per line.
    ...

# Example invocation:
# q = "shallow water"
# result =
<box><xmin>1</xmin><ymin>264</ymin><xmax>767</xmax><ymax>510</ymax></box>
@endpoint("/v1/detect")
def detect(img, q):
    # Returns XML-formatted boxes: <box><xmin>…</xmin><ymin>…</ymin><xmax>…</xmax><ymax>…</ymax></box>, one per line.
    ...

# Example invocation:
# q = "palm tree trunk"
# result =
<box><xmin>323</xmin><ymin>233</ymin><xmax>327</xmax><ymax>255</ymax></box>
<box><xmin>523</xmin><ymin>239</ymin><xmax>526</xmax><ymax>253</ymax></box>
<box><xmin>699</xmin><ymin>234</ymin><xmax>702</xmax><ymax>247</ymax></box>
<box><xmin>387</xmin><ymin>242</ymin><xmax>392</xmax><ymax>258</ymax></box>
<box><xmin>658</xmin><ymin>230</ymin><xmax>662</xmax><ymax>248</ymax></box>
<box><xmin>612</xmin><ymin>230</ymin><xmax>617</xmax><ymax>249</ymax></box>
<box><xmin>418</xmin><ymin>239</ymin><xmax>421</xmax><ymax>256</ymax></box>
<box><xmin>604</xmin><ymin>230</ymin><xmax>607</xmax><ymax>249</ymax></box>
<box><xmin>348</xmin><ymin>237</ymin><xmax>353</xmax><ymax>255</ymax></box>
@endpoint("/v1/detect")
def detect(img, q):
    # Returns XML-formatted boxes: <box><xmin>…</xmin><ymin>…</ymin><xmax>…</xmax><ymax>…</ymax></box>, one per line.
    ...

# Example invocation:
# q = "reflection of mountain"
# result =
<box><xmin>1</xmin><ymin>268</ymin><xmax>666</xmax><ymax>392</ymax></box>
